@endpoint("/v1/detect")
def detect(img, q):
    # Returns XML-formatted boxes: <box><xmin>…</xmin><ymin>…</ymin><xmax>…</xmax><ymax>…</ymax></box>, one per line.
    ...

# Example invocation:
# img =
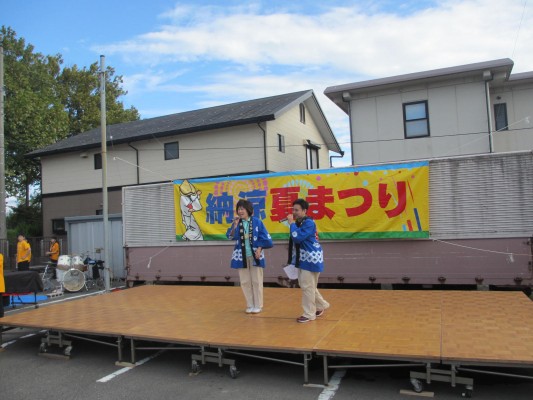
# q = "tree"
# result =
<box><xmin>7</xmin><ymin>195</ymin><xmax>42</xmax><ymax>241</ymax></box>
<box><xmin>2</xmin><ymin>26</ymin><xmax>70</xmax><ymax>206</ymax></box>
<box><xmin>59</xmin><ymin>62</ymin><xmax>139</xmax><ymax>135</ymax></box>
<box><xmin>1</xmin><ymin>26</ymin><xmax>139</xmax><ymax>220</ymax></box>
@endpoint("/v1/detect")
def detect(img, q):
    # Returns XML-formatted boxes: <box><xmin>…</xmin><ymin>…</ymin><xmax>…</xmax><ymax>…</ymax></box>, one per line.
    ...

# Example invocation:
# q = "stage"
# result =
<box><xmin>1</xmin><ymin>285</ymin><xmax>533</xmax><ymax>393</ymax></box>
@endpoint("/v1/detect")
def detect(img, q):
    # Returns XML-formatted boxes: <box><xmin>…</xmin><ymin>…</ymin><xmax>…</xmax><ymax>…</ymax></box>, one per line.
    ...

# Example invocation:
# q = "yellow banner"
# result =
<box><xmin>174</xmin><ymin>162</ymin><xmax>429</xmax><ymax>240</ymax></box>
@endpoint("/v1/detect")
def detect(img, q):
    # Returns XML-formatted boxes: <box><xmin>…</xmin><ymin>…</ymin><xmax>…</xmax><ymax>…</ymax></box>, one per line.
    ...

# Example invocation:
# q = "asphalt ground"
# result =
<box><xmin>2</xmin><ymin>288</ymin><xmax>533</xmax><ymax>400</ymax></box>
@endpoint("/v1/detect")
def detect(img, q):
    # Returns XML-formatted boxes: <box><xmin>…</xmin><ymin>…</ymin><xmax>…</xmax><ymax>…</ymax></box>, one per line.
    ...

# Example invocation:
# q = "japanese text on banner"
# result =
<box><xmin>174</xmin><ymin>162</ymin><xmax>429</xmax><ymax>241</ymax></box>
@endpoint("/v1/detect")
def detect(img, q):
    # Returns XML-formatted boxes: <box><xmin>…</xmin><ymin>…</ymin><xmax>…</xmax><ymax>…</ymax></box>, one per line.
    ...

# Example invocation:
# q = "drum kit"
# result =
<box><xmin>56</xmin><ymin>255</ymin><xmax>88</xmax><ymax>292</ymax></box>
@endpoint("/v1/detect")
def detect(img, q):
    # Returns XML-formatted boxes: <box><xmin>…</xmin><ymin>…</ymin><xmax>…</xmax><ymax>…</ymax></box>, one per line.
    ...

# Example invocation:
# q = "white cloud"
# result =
<box><xmin>121</xmin><ymin>66</ymin><xmax>353</xmax><ymax>164</ymax></box>
<box><xmin>98</xmin><ymin>1</ymin><xmax>533</xmax><ymax>75</ymax></box>
<box><xmin>122</xmin><ymin>68</ymin><xmax>190</xmax><ymax>94</ymax></box>
<box><xmin>95</xmin><ymin>0</ymin><xmax>532</xmax><ymax>167</ymax></box>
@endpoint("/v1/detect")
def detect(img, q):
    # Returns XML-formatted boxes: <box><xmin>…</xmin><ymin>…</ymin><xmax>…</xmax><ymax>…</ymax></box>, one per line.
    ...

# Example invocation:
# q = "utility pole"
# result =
<box><xmin>100</xmin><ymin>55</ymin><xmax>111</xmax><ymax>291</ymax></box>
<box><xmin>0</xmin><ymin>45</ymin><xmax>7</xmax><ymax>241</ymax></box>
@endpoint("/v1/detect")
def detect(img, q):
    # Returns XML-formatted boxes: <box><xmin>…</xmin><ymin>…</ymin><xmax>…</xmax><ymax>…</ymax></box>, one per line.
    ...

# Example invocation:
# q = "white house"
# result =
<box><xmin>29</xmin><ymin>90</ymin><xmax>342</xmax><ymax>237</ymax></box>
<box><xmin>324</xmin><ymin>58</ymin><xmax>533</xmax><ymax>165</ymax></box>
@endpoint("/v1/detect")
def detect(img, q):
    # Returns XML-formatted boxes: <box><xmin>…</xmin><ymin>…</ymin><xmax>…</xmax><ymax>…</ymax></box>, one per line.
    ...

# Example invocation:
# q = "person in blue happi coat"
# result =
<box><xmin>287</xmin><ymin>198</ymin><xmax>330</xmax><ymax>323</ymax></box>
<box><xmin>227</xmin><ymin>199</ymin><xmax>273</xmax><ymax>314</ymax></box>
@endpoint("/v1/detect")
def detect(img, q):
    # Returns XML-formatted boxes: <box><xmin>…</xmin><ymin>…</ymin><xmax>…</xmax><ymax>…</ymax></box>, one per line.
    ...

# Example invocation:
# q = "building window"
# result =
<box><xmin>299</xmin><ymin>103</ymin><xmax>306</xmax><ymax>124</ymax></box>
<box><xmin>494</xmin><ymin>103</ymin><xmax>508</xmax><ymax>131</ymax></box>
<box><xmin>164</xmin><ymin>142</ymin><xmax>179</xmax><ymax>160</ymax></box>
<box><xmin>403</xmin><ymin>101</ymin><xmax>430</xmax><ymax>138</ymax></box>
<box><xmin>277</xmin><ymin>134</ymin><xmax>285</xmax><ymax>153</ymax></box>
<box><xmin>52</xmin><ymin>219</ymin><xmax>66</xmax><ymax>235</ymax></box>
<box><xmin>305</xmin><ymin>140</ymin><xmax>320</xmax><ymax>169</ymax></box>
<box><xmin>94</xmin><ymin>153</ymin><xmax>102</xmax><ymax>169</ymax></box>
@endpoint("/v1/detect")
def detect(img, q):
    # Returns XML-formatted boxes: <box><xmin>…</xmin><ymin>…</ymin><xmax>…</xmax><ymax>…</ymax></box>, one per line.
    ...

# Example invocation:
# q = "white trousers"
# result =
<box><xmin>238</xmin><ymin>257</ymin><xmax>264</xmax><ymax>309</ymax></box>
<box><xmin>298</xmin><ymin>268</ymin><xmax>330</xmax><ymax>320</ymax></box>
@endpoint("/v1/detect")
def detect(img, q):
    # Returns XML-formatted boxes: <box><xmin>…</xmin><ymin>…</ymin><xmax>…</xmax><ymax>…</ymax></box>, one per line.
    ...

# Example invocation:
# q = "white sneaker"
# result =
<box><xmin>245</xmin><ymin>307</ymin><xmax>254</xmax><ymax>313</ymax></box>
<box><xmin>251</xmin><ymin>307</ymin><xmax>262</xmax><ymax>314</ymax></box>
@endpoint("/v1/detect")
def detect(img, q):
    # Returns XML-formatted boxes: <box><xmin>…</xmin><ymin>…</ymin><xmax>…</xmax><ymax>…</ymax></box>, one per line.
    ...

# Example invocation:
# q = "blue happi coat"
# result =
<box><xmin>226</xmin><ymin>216</ymin><xmax>273</xmax><ymax>269</ymax></box>
<box><xmin>289</xmin><ymin>217</ymin><xmax>324</xmax><ymax>273</ymax></box>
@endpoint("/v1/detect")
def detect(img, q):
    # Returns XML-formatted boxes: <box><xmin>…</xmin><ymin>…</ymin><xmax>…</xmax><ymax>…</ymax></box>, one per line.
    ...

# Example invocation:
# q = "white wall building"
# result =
<box><xmin>325</xmin><ymin>59</ymin><xmax>533</xmax><ymax>165</ymax></box>
<box><xmin>30</xmin><ymin>90</ymin><xmax>341</xmax><ymax>237</ymax></box>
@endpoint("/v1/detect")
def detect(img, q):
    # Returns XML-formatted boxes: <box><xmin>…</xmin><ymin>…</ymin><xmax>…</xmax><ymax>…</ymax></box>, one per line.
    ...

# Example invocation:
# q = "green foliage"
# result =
<box><xmin>7</xmin><ymin>196</ymin><xmax>43</xmax><ymax>241</ymax></box>
<box><xmin>2</xmin><ymin>26</ymin><xmax>70</xmax><ymax>206</ymax></box>
<box><xmin>59</xmin><ymin>62</ymin><xmax>140</xmax><ymax>135</ymax></box>
<box><xmin>1</xmin><ymin>25</ymin><xmax>140</xmax><ymax>223</ymax></box>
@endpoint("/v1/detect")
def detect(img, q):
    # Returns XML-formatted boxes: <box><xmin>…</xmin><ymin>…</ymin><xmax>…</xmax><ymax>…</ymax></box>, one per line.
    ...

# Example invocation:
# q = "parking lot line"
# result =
<box><xmin>97</xmin><ymin>349</ymin><xmax>166</xmax><ymax>383</ymax></box>
<box><xmin>318</xmin><ymin>369</ymin><xmax>346</xmax><ymax>400</ymax></box>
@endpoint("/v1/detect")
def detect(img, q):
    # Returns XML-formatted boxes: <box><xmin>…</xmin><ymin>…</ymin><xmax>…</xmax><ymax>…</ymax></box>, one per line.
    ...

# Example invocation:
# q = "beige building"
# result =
<box><xmin>29</xmin><ymin>90</ymin><xmax>341</xmax><ymax>237</ymax></box>
<box><xmin>325</xmin><ymin>58</ymin><xmax>533</xmax><ymax>165</ymax></box>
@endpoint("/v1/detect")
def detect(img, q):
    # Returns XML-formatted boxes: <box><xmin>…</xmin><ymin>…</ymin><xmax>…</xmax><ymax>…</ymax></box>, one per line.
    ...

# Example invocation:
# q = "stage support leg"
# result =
<box><xmin>303</xmin><ymin>353</ymin><xmax>312</xmax><ymax>384</ymax></box>
<box><xmin>410</xmin><ymin>363</ymin><xmax>474</xmax><ymax>397</ymax></box>
<box><xmin>39</xmin><ymin>331</ymin><xmax>72</xmax><ymax>358</ymax></box>
<box><xmin>191</xmin><ymin>347</ymin><xmax>238</xmax><ymax>378</ymax></box>
<box><xmin>117</xmin><ymin>336</ymin><xmax>123</xmax><ymax>363</ymax></box>
<box><xmin>323</xmin><ymin>355</ymin><xmax>329</xmax><ymax>385</ymax></box>
<box><xmin>131</xmin><ymin>338</ymin><xmax>136</xmax><ymax>364</ymax></box>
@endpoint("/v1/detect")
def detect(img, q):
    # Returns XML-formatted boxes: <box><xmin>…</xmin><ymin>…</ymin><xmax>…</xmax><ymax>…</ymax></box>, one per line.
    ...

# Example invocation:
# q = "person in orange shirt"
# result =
<box><xmin>45</xmin><ymin>237</ymin><xmax>60</xmax><ymax>279</ymax></box>
<box><xmin>16</xmin><ymin>233</ymin><xmax>32</xmax><ymax>271</ymax></box>
<box><xmin>1</xmin><ymin>252</ymin><xmax>5</xmax><ymax>318</ymax></box>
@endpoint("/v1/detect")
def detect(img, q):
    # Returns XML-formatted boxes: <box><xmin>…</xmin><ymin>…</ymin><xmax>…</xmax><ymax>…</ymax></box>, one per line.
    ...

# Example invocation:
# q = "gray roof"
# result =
<box><xmin>325</xmin><ymin>58</ymin><xmax>515</xmax><ymax>113</ymax></box>
<box><xmin>508</xmin><ymin>71</ymin><xmax>533</xmax><ymax>82</ymax></box>
<box><xmin>30</xmin><ymin>90</ymin><xmax>341</xmax><ymax>157</ymax></box>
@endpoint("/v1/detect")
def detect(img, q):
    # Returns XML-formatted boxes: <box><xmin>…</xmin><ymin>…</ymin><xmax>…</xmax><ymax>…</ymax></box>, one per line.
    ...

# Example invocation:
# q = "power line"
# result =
<box><xmin>98</xmin><ymin>119</ymin><xmax>531</xmax><ymax>153</ymax></box>
<box><xmin>511</xmin><ymin>0</ymin><xmax>528</xmax><ymax>59</ymax></box>
<box><xmin>432</xmin><ymin>238</ymin><xmax>531</xmax><ymax>257</ymax></box>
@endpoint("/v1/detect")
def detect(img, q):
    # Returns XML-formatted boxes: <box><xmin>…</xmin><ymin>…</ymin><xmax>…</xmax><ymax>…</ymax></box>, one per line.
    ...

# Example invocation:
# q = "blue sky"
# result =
<box><xmin>2</xmin><ymin>0</ymin><xmax>532</xmax><ymax>167</ymax></box>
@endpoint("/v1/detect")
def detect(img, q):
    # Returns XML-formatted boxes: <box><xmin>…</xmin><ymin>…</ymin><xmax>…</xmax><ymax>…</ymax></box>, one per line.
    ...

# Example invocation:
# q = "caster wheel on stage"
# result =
<box><xmin>410</xmin><ymin>378</ymin><xmax>423</xmax><ymax>393</ymax></box>
<box><xmin>39</xmin><ymin>343</ymin><xmax>48</xmax><ymax>353</ymax></box>
<box><xmin>191</xmin><ymin>360</ymin><xmax>201</xmax><ymax>373</ymax></box>
<box><xmin>229</xmin><ymin>365</ymin><xmax>239</xmax><ymax>379</ymax></box>
<box><xmin>462</xmin><ymin>386</ymin><xmax>474</xmax><ymax>398</ymax></box>
<box><xmin>64</xmin><ymin>346</ymin><xmax>72</xmax><ymax>356</ymax></box>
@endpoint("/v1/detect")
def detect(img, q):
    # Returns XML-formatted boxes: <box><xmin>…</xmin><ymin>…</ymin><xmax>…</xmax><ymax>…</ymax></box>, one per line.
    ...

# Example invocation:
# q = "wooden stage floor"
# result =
<box><xmin>2</xmin><ymin>285</ymin><xmax>533</xmax><ymax>367</ymax></box>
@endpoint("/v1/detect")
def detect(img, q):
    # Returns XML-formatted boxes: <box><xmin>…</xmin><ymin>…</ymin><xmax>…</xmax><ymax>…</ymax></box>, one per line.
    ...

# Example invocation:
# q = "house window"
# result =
<box><xmin>494</xmin><ymin>103</ymin><xmax>508</xmax><ymax>131</ymax></box>
<box><xmin>299</xmin><ymin>103</ymin><xmax>306</xmax><ymax>124</ymax></box>
<box><xmin>305</xmin><ymin>140</ymin><xmax>320</xmax><ymax>169</ymax></box>
<box><xmin>52</xmin><ymin>219</ymin><xmax>66</xmax><ymax>235</ymax></box>
<box><xmin>403</xmin><ymin>101</ymin><xmax>430</xmax><ymax>138</ymax></box>
<box><xmin>277</xmin><ymin>134</ymin><xmax>285</xmax><ymax>153</ymax></box>
<box><xmin>164</xmin><ymin>142</ymin><xmax>179</xmax><ymax>160</ymax></box>
<box><xmin>94</xmin><ymin>153</ymin><xmax>102</xmax><ymax>170</ymax></box>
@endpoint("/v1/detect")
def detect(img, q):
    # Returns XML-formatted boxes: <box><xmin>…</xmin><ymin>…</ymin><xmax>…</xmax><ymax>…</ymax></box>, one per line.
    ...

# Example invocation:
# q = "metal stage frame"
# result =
<box><xmin>2</xmin><ymin>285</ymin><xmax>533</xmax><ymax>396</ymax></box>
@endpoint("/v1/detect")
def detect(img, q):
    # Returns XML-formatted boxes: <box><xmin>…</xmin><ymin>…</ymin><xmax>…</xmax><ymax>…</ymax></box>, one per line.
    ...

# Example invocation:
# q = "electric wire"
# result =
<box><xmin>511</xmin><ymin>0</ymin><xmax>529</xmax><ymax>59</ymax></box>
<box><xmin>432</xmin><ymin>238</ymin><xmax>531</xmax><ymax>257</ymax></box>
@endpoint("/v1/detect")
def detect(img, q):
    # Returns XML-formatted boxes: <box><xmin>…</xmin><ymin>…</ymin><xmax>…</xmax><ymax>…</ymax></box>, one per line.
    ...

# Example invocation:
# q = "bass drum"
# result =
<box><xmin>62</xmin><ymin>268</ymin><xmax>86</xmax><ymax>292</ymax></box>
<box><xmin>71</xmin><ymin>255</ymin><xmax>87</xmax><ymax>271</ymax></box>
<box><xmin>57</xmin><ymin>255</ymin><xmax>72</xmax><ymax>271</ymax></box>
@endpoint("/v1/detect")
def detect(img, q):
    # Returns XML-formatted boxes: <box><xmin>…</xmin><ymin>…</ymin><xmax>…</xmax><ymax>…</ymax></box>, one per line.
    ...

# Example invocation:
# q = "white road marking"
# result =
<box><xmin>1</xmin><ymin>329</ymin><xmax>46</xmax><ymax>347</ymax></box>
<box><xmin>318</xmin><ymin>369</ymin><xmax>346</xmax><ymax>400</ymax></box>
<box><xmin>97</xmin><ymin>350</ymin><xmax>165</xmax><ymax>383</ymax></box>
<box><xmin>20</xmin><ymin>331</ymin><xmax>45</xmax><ymax>339</ymax></box>
<box><xmin>1</xmin><ymin>340</ymin><xmax>17</xmax><ymax>348</ymax></box>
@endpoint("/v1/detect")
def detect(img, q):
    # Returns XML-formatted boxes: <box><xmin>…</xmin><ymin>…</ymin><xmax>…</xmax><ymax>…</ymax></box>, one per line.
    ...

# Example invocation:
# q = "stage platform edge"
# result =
<box><xmin>1</xmin><ymin>285</ymin><xmax>533</xmax><ymax>391</ymax></box>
